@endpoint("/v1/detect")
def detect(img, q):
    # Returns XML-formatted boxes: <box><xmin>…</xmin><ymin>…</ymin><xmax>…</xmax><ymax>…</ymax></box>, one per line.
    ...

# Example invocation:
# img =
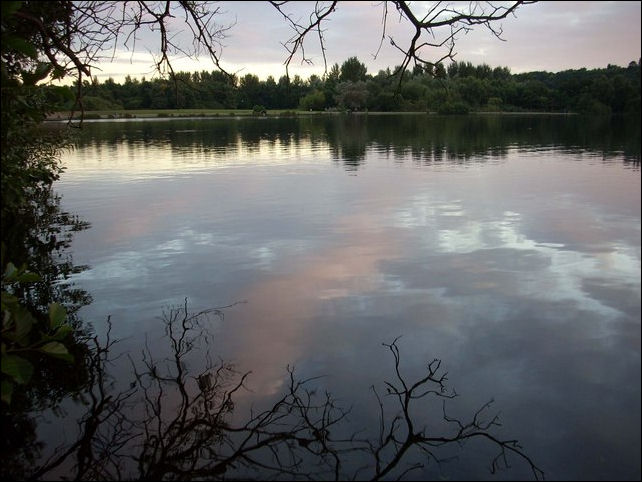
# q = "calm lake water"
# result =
<box><xmin>53</xmin><ymin>114</ymin><xmax>640</xmax><ymax>480</ymax></box>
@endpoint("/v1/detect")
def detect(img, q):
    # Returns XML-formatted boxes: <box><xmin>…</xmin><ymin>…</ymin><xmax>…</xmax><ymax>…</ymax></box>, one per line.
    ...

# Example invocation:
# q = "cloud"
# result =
<box><xmin>88</xmin><ymin>1</ymin><xmax>641</xmax><ymax>82</ymax></box>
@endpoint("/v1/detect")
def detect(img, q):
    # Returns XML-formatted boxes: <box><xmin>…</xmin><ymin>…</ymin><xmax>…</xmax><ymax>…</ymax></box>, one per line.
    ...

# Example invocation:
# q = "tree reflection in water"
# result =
<box><xmin>1</xmin><ymin>183</ymin><xmax>93</xmax><ymax>480</ymax></box>
<box><xmin>24</xmin><ymin>300</ymin><xmax>544</xmax><ymax>481</ymax></box>
<box><xmin>1</xmin><ymin>116</ymin><xmax>568</xmax><ymax>480</ymax></box>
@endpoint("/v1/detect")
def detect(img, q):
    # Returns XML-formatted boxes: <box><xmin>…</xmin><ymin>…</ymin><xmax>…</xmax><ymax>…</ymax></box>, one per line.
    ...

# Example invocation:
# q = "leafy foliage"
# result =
<box><xmin>1</xmin><ymin>262</ymin><xmax>74</xmax><ymax>405</ymax></box>
<box><xmin>339</xmin><ymin>56</ymin><xmax>368</xmax><ymax>82</ymax></box>
<box><xmin>46</xmin><ymin>58</ymin><xmax>641</xmax><ymax>115</ymax></box>
<box><xmin>1</xmin><ymin>1</ymin><xmax>92</xmax><ymax>408</ymax></box>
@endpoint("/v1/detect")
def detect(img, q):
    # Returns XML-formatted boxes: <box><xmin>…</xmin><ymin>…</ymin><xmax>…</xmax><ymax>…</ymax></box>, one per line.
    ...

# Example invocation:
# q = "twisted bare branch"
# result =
<box><xmin>28</xmin><ymin>303</ymin><xmax>543</xmax><ymax>481</ymax></box>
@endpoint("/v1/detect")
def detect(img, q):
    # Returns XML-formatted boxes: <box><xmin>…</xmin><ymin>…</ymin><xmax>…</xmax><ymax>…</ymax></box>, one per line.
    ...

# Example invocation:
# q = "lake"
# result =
<box><xmin>51</xmin><ymin>114</ymin><xmax>640</xmax><ymax>480</ymax></box>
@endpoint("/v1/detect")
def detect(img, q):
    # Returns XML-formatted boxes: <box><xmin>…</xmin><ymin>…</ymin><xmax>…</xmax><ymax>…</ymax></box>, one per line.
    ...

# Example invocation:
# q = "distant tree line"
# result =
<box><xmin>50</xmin><ymin>57</ymin><xmax>641</xmax><ymax>116</ymax></box>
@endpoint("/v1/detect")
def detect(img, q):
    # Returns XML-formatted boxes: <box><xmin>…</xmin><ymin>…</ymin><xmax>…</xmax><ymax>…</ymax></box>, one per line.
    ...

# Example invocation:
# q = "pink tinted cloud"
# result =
<box><xmin>96</xmin><ymin>1</ymin><xmax>641</xmax><ymax>81</ymax></box>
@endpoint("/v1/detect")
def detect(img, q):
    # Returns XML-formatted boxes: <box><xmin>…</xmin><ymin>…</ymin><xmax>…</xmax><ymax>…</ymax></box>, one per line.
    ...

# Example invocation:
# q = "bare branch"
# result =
<box><xmin>28</xmin><ymin>303</ymin><xmax>543</xmax><ymax>481</ymax></box>
<box><xmin>268</xmin><ymin>1</ymin><xmax>535</xmax><ymax>88</ymax></box>
<box><xmin>269</xmin><ymin>1</ymin><xmax>338</xmax><ymax>79</ymax></box>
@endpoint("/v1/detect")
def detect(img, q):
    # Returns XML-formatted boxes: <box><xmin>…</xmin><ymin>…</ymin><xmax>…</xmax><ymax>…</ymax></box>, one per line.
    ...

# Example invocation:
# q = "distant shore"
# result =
<box><xmin>45</xmin><ymin>108</ymin><xmax>578</xmax><ymax>121</ymax></box>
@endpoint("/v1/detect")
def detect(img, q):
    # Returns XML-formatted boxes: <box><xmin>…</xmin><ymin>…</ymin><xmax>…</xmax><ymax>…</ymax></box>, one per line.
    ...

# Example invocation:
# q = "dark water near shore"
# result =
<box><xmin>47</xmin><ymin>114</ymin><xmax>640</xmax><ymax>480</ymax></box>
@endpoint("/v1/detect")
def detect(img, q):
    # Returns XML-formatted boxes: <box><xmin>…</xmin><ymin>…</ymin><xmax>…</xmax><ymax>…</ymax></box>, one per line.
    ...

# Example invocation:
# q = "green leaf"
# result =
<box><xmin>50</xmin><ymin>324</ymin><xmax>73</xmax><ymax>340</ymax></box>
<box><xmin>1</xmin><ymin>291</ymin><xmax>18</xmax><ymax>305</ymax></box>
<box><xmin>39</xmin><ymin>342</ymin><xmax>74</xmax><ymax>362</ymax></box>
<box><xmin>2</xmin><ymin>263</ymin><xmax>39</xmax><ymax>283</ymax></box>
<box><xmin>1</xmin><ymin>380</ymin><xmax>14</xmax><ymax>405</ymax></box>
<box><xmin>16</xmin><ymin>271</ymin><xmax>40</xmax><ymax>282</ymax></box>
<box><xmin>1</xmin><ymin>354</ymin><xmax>34</xmax><ymax>384</ymax></box>
<box><xmin>2</xmin><ymin>35</ymin><xmax>38</xmax><ymax>60</ymax></box>
<box><xmin>13</xmin><ymin>307</ymin><xmax>34</xmax><ymax>341</ymax></box>
<box><xmin>3</xmin><ymin>262</ymin><xmax>17</xmax><ymax>279</ymax></box>
<box><xmin>49</xmin><ymin>303</ymin><xmax>66</xmax><ymax>329</ymax></box>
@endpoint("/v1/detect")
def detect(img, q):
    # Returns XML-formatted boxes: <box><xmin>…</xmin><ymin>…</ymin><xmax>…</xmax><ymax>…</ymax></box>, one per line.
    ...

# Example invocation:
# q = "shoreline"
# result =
<box><xmin>45</xmin><ymin>109</ymin><xmax>579</xmax><ymax>121</ymax></box>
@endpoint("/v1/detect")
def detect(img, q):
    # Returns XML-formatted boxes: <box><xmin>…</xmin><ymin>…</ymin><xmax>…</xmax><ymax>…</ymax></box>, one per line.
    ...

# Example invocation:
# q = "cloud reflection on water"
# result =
<box><xmin>57</xmin><ymin>116</ymin><xmax>640</xmax><ymax>480</ymax></box>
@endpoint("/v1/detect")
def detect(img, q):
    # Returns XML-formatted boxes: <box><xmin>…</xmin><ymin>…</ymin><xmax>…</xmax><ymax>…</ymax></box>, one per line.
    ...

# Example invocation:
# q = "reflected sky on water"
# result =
<box><xmin>54</xmin><ymin>114</ymin><xmax>640</xmax><ymax>480</ymax></box>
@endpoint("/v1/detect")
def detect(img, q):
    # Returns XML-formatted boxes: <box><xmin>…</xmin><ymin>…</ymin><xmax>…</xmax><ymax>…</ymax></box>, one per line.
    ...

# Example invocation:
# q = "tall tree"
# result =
<box><xmin>340</xmin><ymin>56</ymin><xmax>368</xmax><ymax>82</ymax></box>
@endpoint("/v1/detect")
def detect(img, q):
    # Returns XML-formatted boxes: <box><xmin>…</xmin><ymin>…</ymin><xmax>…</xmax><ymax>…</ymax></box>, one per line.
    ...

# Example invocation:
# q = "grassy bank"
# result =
<box><xmin>45</xmin><ymin>108</ymin><xmax>578</xmax><ymax>121</ymax></box>
<box><xmin>45</xmin><ymin>108</ymin><xmax>325</xmax><ymax>120</ymax></box>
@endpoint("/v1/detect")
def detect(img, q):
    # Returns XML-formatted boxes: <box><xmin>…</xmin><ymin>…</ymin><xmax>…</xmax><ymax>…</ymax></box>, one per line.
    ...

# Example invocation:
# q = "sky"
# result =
<box><xmin>89</xmin><ymin>1</ymin><xmax>642</xmax><ymax>82</ymax></box>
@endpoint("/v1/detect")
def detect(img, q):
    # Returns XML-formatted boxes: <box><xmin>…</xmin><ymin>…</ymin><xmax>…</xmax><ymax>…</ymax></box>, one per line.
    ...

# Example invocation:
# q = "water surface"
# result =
<box><xmin>55</xmin><ymin>114</ymin><xmax>641</xmax><ymax>480</ymax></box>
